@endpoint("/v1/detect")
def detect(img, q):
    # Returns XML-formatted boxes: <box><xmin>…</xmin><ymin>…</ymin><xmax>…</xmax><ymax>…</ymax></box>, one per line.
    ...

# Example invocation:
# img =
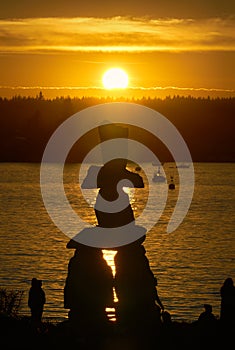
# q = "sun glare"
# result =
<box><xmin>102</xmin><ymin>68</ymin><xmax>129</xmax><ymax>89</ymax></box>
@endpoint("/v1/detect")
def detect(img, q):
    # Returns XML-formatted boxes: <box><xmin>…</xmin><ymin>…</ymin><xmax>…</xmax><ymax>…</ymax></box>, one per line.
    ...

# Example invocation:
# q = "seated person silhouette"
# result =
<box><xmin>197</xmin><ymin>303</ymin><xmax>217</xmax><ymax>338</ymax></box>
<box><xmin>198</xmin><ymin>304</ymin><xmax>217</xmax><ymax>324</ymax></box>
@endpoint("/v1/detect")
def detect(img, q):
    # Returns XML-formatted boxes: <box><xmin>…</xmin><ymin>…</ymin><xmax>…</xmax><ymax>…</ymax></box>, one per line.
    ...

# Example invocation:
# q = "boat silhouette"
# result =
<box><xmin>176</xmin><ymin>163</ymin><xmax>190</xmax><ymax>168</ymax></box>
<box><xmin>152</xmin><ymin>167</ymin><xmax>166</xmax><ymax>183</ymax></box>
<box><xmin>168</xmin><ymin>176</ymin><xmax>175</xmax><ymax>190</ymax></box>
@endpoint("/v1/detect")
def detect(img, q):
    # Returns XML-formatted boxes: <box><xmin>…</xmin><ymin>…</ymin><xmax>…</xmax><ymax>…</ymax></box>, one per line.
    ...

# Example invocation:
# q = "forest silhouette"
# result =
<box><xmin>0</xmin><ymin>94</ymin><xmax>234</xmax><ymax>163</ymax></box>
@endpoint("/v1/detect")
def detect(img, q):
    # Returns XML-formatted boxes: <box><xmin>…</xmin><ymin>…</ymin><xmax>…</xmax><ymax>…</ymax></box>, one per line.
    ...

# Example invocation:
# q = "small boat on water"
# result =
<box><xmin>152</xmin><ymin>167</ymin><xmax>166</xmax><ymax>183</ymax></box>
<box><xmin>176</xmin><ymin>163</ymin><xmax>190</xmax><ymax>168</ymax></box>
<box><xmin>152</xmin><ymin>161</ymin><xmax>161</xmax><ymax>167</ymax></box>
<box><xmin>169</xmin><ymin>176</ymin><xmax>175</xmax><ymax>190</ymax></box>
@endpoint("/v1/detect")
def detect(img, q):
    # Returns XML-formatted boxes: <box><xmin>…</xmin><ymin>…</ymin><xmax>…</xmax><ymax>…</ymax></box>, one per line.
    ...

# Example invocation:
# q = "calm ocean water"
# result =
<box><xmin>0</xmin><ymin>162</ymin><xmax>234</xmax><ymax>323</ymax></box>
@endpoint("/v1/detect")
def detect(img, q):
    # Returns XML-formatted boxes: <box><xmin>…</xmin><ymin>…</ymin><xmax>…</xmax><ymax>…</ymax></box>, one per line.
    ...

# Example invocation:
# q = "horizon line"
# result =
<box><xmin>0</xmin><ymin>86</ymin><xmax>234</xmax><ymax>93</ymax></box>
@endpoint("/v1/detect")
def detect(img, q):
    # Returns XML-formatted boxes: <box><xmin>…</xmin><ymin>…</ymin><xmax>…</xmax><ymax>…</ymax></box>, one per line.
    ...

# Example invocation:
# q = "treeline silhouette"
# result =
<box><xmin>0</xmin><ymin>94</ymin><xmax>235</xmax><ymax>162</ymax></box>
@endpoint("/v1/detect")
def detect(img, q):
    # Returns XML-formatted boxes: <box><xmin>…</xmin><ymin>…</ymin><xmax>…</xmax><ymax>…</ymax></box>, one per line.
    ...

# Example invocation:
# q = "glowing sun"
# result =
<box><xmin>102</xmin><ymin>68</ymin><xmax>129</xmax><ymax>89</ymax></box>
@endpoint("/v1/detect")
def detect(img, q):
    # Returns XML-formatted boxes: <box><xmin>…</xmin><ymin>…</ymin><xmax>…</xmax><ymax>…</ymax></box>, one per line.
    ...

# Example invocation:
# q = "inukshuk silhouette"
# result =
<box><xmin>64</xmin><ymin>124</ymin><xmax>161</xmax><ymax>334</ymax></box>
<box><xmin>64</xmin><ymin>243</ymin><xmax>113</xmax><ymax>334</ymax></box>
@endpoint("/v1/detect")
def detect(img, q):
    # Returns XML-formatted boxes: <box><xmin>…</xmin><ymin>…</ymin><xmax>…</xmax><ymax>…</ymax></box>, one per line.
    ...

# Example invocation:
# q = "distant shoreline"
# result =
<box><xmin>1</xmin><ymin>161</ymin><xmax>235</xmax><ymax>164</ymax></box>
<box><xmin>1</xmin><ymin>96</ymin><xmax>234</xmax><ymax>163</ymax></box>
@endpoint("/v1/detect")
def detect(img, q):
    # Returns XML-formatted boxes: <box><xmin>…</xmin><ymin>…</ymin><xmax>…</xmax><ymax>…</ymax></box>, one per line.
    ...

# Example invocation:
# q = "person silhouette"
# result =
<box><xmin>28</xmin><ymin>278</ymin><xmax>46</xmax><ymax>329</ymax></box>
<box><xmin>220</xmin><ymin>277</ymin><xmax>235</xmax><ymax>325</ymax></box>
<box><xmin>198</xmin><ymin>304</ymin><xmax>217</xmax><ymax>325</ymax></box>
<box><xmin>196</xmin><ymin>303</ymin><xmax>217</xmax><ymax>343</ymax></box>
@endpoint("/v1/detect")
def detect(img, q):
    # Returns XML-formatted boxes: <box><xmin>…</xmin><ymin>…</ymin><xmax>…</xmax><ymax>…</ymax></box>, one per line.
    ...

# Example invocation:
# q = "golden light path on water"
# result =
<box><xmin>102</xmin><ymin>249</ymin><xmax>118</xmax><ymax>321</ymax></box>
<box><xmin>102</xmin><ymin>187</ymin><xmax>141</xmax><ymax>321</ymax></box>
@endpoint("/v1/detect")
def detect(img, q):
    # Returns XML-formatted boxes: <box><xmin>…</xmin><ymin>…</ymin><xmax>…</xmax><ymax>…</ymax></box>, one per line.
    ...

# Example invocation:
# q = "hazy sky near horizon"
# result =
<box><xmin>1</xmin><ymin>0</ymin><xmax>234</xmax><ymax>19</ymax></box>
<box><xmin>0</xmin><ymin>1</ymin><xmax>234</xmax><ymax>98</ymax></box>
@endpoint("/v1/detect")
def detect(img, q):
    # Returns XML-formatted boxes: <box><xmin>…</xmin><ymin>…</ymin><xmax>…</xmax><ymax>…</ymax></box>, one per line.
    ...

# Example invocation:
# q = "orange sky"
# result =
<box><xmin>0</xmin><ymin>2</ymin><xmax>234</xmax><ymax>98</ymax></box>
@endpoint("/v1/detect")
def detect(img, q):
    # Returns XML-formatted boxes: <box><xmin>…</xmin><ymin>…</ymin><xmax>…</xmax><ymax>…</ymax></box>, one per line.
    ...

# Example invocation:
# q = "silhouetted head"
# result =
<box><xmin>162</xmin><ymin>310</ymin><xmax>172</xmax><ymax>324</ymax></box>
<box><xmin>38</xmin><ymin>279</ymin><xmax>42</xmax><ymax>287</ymax></box>
<box><xmin>204</xmin><ymin>304</ymin><xmax>212</xmax><ymax>313</ymax></box>
<box><xmin>31</xmin><ymin>277</ymin><xmax>42</xmax><ymax>288</ymax></box>
<box><xmin>31</xmin><ymin>277</ymin><xmax>38</xmax><ymax>287</ymax></box>
<box><xmin>223</xmin><ymin>277</ymin><xmax>234</xmax><ymax>288</ymax></box>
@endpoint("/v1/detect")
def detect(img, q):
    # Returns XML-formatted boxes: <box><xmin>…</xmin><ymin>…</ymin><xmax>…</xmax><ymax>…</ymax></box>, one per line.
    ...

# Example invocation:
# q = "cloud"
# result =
<box><xmin>1</xmin><ymin>85</ymin><xmax>234</xmax><ymax>93</ymax></box>
<box><xmin>0</xmin><ymin>16</ymin><xmax>234</xmax><ymax>53</ymax></box>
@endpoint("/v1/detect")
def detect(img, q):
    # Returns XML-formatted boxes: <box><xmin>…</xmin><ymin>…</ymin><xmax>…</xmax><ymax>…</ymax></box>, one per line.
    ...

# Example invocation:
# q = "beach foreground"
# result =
<box><xmin>1</xmin><ymin>313</ymin><xmax>233</xmax><ymax>350</ymax></box>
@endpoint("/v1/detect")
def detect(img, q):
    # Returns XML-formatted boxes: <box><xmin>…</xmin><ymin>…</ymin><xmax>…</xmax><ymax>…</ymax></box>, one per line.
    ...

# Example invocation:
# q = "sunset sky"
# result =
<box><xmin>0</xmin><ymin>0</ymin><xmax>234</xmax><ymax>98</ymax></box>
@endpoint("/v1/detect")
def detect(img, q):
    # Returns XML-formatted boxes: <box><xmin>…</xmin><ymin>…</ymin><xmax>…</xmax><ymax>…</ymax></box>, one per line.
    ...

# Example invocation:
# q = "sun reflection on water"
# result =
<box><xmin>102</xmin><ymin>249</ymin><xmax>118</xmax><ymax>321</ymax></box>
